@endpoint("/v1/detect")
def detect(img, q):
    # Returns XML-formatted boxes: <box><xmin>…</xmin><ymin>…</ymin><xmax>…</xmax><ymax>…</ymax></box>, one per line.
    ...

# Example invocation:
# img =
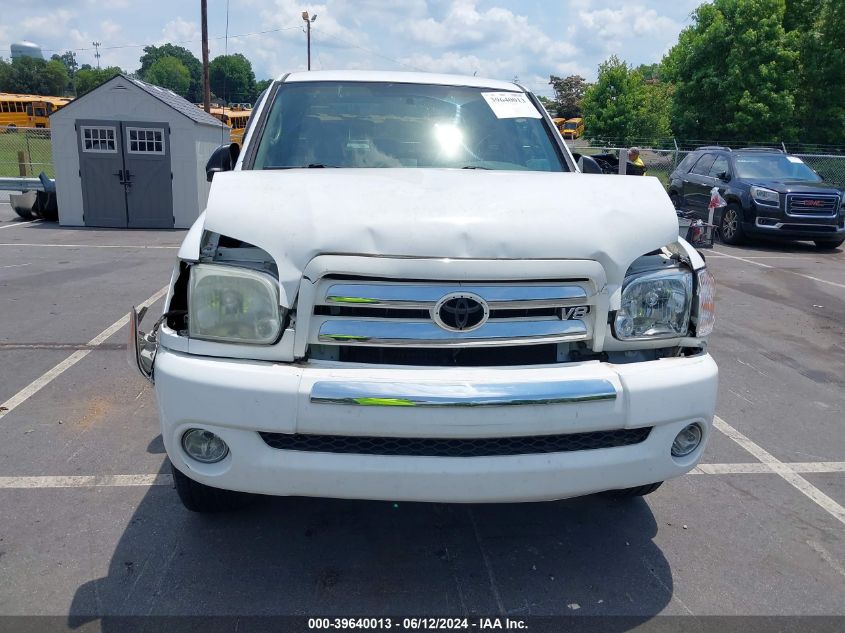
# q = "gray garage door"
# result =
<box><xmin>77</xmin><ymin>119</ymin><xmax>174</xmax><ymax>228</ymax></box>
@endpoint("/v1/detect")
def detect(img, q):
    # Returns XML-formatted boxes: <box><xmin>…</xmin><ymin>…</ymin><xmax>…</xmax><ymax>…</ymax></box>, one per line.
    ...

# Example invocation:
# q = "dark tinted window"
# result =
<box><xmin>690</xmin><ymin>153</ymin><xmax>716</xmax><ymax>175</ymax></box>
<box><xmin>734</xmin><ymin>154</ymin><xmax>821</xmax><ymax>181</ymax></box>
<box><xmin>675</xmin><ymin>152</ymin><xmax>698</xmax><ymax>174</ymax></box>
<box><xmin>709</xmin><ymin>155</ymin><xmax>729</xmax><ymax>177</ymax></box>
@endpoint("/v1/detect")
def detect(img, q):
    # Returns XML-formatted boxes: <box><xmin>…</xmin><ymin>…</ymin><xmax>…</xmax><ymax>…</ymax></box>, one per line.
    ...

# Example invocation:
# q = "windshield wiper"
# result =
<box><xmin>461</xmin><ymin>165</ymin><xmax>491</xmax><ymax>170</ymax></box>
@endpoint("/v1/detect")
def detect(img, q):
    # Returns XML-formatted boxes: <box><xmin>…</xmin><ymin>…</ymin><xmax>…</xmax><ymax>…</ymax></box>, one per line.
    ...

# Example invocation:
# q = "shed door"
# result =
<box><xmin>122</xmin><ymin>122</ymin><xmax>174</xmax><ymax>228</ymax></box>
<box><xmin>77</xmin><ymin>120</ymin><xmax>127</xmax><ymax>228</ymax></box>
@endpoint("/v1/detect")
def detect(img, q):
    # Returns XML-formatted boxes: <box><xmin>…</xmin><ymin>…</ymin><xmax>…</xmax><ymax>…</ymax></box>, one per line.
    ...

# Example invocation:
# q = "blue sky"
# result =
<box><xmin>0</xmin><ymin>0</ymin><xmax>704</xmax><ymax>96</ymax></box>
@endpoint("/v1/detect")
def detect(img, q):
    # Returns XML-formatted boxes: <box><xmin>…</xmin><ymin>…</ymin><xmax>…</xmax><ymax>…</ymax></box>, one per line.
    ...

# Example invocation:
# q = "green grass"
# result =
<box><xmin>0</xmin><ymin>130</ymin><xmax>54</xmax><ymax>178</ymax></box>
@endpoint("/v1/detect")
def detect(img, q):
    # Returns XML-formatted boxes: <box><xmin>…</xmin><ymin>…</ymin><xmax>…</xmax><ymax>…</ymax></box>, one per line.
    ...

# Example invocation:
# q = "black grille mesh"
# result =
<box><xmin>259</xmin><ymin>427</ymin><xmax>651</xmax><ymax>457</ymax></box>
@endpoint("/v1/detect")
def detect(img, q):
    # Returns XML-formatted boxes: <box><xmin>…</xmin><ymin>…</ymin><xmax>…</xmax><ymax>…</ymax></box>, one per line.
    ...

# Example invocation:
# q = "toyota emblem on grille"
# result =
<box><xmin>433</xmin><ymin>292</ymin><xmax>489</xmax><ymax>332</ymax></box>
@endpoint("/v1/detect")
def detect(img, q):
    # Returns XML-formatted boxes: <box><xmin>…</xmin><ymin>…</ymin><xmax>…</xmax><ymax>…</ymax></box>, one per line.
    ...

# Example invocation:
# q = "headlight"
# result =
<box><xmin>693</xmin><ymin>269</ymin><xmax>716</xmax><ymax>337</ymax></box>
<box><xmin>614</xmin><ymin>269</ymin><xmax>692</xmax><ymax>340</ymax></box>
<box><xmin>750</xmin><ymin>186</ymin><xmax>779</xmax><ymax>207</ymax></box>
<box><xmin>188</xmin><ymin>264</ymin><xmax>283</xmax><ymax>344</ymax></box>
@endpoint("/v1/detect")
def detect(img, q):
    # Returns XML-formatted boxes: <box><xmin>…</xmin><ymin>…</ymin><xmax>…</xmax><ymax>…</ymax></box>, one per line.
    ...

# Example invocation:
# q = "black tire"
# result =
<box><xmin>719</xmin><ymin>204</ymin><xmax>745</xmax><ymax>245</ymax></box>
<box><xmin>601</xmin><ymin>482</ymin><xmax>663</xmax><ymax>498</ymax></box>
<box><xmin>171</xmin><ymin>463</ymin><xmax>251</xmax><ymax>513</ymax></box>
<box><xmin>814</xmin><ymin>238</ymin><xmax>844</xmax><ymax>250</ymax></box>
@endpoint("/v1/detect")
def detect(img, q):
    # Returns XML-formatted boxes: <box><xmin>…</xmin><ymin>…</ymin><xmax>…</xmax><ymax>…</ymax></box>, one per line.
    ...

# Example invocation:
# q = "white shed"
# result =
<box><xmin>50</xmin><ymin>74</ymin><xmax>228</xmax><ymax>228</ymax></box>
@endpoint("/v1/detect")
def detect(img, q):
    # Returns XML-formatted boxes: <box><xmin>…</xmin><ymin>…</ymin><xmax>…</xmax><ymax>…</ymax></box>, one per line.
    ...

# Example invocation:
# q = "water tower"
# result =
<box><xmin>11</xmin><ymin>41</ymin><xmax>44</xmax><ymax>60</ymax></box>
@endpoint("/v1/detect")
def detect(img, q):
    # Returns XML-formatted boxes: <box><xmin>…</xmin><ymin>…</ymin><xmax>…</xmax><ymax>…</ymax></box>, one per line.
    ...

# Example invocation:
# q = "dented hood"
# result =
<box><xmin>201</xmin><ymin>169</ymin><xmax>678</xmax><ymax>306</ymax></box>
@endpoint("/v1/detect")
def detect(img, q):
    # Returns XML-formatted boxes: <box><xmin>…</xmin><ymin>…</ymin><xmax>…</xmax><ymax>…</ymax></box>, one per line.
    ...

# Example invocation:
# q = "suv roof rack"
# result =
<box><xmin>736</xmin><ymin>147</ymin><xmax>784</xmax><ymax>153</ymax></box>
<box><xmin>695</xmin><ymin>145</ymin><xmax>731</xmax><ymax>151</ymax></box>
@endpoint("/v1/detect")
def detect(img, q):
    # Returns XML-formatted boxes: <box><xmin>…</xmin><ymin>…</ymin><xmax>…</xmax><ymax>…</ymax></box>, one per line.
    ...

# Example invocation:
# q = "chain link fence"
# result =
<box><xmin>0</xmin><ymin>128</ymin><xmax>54</xmax><ymax>179</ymax></box>
<box><xmin>569</xmin><ymin>137</ymin><xmax>845</xmax><ymax>189</ymax></box>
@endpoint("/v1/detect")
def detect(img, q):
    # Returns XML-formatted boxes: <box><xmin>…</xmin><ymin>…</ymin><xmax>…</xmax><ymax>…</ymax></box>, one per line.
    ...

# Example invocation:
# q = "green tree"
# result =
<box><xmin>144</xmin><ymin>56</ymin><xmax>191</xmax><ymax>96</ymax></box>
<box><xmin>581</xmin><ymin>55</ymin><xmax>671</xmax><ymax>145</ymax></box>
<box><xmin>51</xmin><ymin>51</ymin><xmax>78</xmax><ymax>78</ymax></box>
<box><xmin>254</xmin><ymin>78</ymin><xmax>272</xmax><ymax>98</ymax></box>
<box><xmin>635</xmin><ymin>63</ymin><xmax>662</xmax><ymax>83</ymax></box>
<box><xmin>662</xmin><ymin>0</ymin><xmax>799</xmax><ymax>143</ymax></box>
<box><xmin>549</xmin><ymin>74</ymin><xmax>587</xmax><ymax>118</ymax></box>
<box><xmin>138</xmin><ymin>44</ymin><xmax>203</xmax><ymax>102</ymax></box>
<box><xmin>0</xmin><ymin>56</ymin><xmax>68</xmax><ymax>96</ymax></box>
<box><xmin>74</xmin><ymin>66</ymin><xmax>123</xmax><ymax>95</ymax></box>
<box><xmin>786</xmin><ymin>0</ymin><xmax>845</xmax><ymax>144</ymax></box>
<box><xmin>209</xmin><ymin>53</ymin><xmax>256</xmax><ymax>104</ymax></box>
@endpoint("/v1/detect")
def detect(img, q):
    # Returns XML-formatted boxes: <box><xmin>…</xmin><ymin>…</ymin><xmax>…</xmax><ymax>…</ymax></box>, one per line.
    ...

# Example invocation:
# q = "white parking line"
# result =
<box><xmin>713</xmin><ymin>416</ymin><xmax>845</xmax><ymax>526</ymax></box>
<box><xmin>711</xmin><ymin>249</ymin><xmax>845</xmax><ymax>290</ymax></box>
<box><xmin>0</xmin><ymin>242</ymin><xmax>179</xmax><ymax>249</ymax></box>
<box><xmin>0</xmin><ymin>474</ymin><xmax>173</xmax><ymax>488</ymax></box>
<box><xmin>0</xmin><ymin>285</ymin><xmax>169</xmax><ymax>423</ymax></box>
<box><xmin>0</xmin><ymin>219</ymin><xmax>41</xmax><ymax>231</ymax></box>
<box><xmin>691</xmin><ymin>462</ymin><xmax>845</xmax><ymax>474</ymax></box>
<box><xmin>0</xmin><ymin>462</ymin><xmax>843</xmax><ymax>489</ymax></box>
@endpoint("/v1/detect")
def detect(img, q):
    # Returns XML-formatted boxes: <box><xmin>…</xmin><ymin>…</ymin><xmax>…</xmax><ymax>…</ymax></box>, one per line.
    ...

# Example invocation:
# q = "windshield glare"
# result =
<box><xmin>252</xmin><ymin>82</ymin><xmax>565</xmax><ymax>172</ymax></box>
<box><xmin>734</xmin><ymin>154</ymin><xmax>821</xmax><ymax>181</ymax></box>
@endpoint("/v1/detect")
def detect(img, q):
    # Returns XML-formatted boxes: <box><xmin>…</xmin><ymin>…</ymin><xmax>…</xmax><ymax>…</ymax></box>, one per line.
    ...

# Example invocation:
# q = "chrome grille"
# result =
<box><xmin>786</xmin><ymin>194</ymin><xmax>840</xmax><ymax>217</ymax></box>
<box><xmin>309</xmin><ymin>280</ymin><xmax>595</xmax><ymax>349</ymax></box>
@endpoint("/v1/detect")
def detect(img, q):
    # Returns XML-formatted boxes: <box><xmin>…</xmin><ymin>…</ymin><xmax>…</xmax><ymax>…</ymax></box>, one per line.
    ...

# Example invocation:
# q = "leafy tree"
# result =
<box><xmin>785</xmin><ymin>0</ymin><xmax>845</xmax><ymax>144</ymax></box>
<box><xmin>662</xmin><ymin>0</ymin><xmax>799</xmax><ymax>143</ymax></box>
<box><xmin>74</xmin><ymin>66</ymin><xmax>123</xmax><ymax>95</ymax></box>
<box><xmin>581</xmin><ymin>55</ymin><xmax>671</xmax><ymax>145</ymax></box>
<box><xmin>51</xmin><ymin>51</ymin><xmax>78</xmax><ymax>78</ymax></box>
<box><xmin>209</xmin><ymin>53</ymin><xmax>256</xmax><ymax>104</ymax></box>
<box><xmin>635</xmin><ymin>63</ymin><xmax>662</xmax><ymax>83</ymax></box>
<box><xmin>549</xmin><ymin>75</ymin><xmax>587</xmax><ymax>118</ymax></box>
<box><xmin>144</xmin><ymin>56</ymin><xmax>191</xmax><ymax>96</ymax></box>
<box><xmin>139</xmin><ymin>44</ymin><xmax>203</xmax><ymax>102</ymax></box>
<box><xmin>254</xmin><ymin>78</ymin><xmax>272</xmax><ymax>98</ymax></box>
<box><xmin>0</xmin><ymin>56</ymin><xmax>68</xmax><ymax>96</ymax></box>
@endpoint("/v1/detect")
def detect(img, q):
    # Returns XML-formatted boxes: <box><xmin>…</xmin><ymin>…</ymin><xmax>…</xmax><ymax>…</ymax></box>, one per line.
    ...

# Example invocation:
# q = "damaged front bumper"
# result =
<box><xmin>127</xmin><ymin>306</ymin><xmax>160</xmax><ymax>383</ymax></box>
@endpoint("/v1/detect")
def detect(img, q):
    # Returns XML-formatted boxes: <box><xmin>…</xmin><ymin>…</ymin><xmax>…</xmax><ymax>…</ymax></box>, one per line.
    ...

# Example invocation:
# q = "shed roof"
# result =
<box><xmin>52</xmin><ymin>74</ymin><xmax>224</xmax><ymax>129</ymax></box>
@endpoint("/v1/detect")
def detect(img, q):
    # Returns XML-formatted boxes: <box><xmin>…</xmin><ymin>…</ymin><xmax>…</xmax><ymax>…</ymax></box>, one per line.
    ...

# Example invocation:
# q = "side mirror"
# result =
<box><xmin>577</xmin><ymin>155</ymin><xmax>603</xmax><ymax>174</ymax></box>
<box><xmin>717</xmin><ymin>171</ymin><xmax>731</xmax><ymax>182</ymax></box>
<box><xmin>206</xmin><ymin>143</ymin><xmax>241</xmax><ymax>182</ymax></box>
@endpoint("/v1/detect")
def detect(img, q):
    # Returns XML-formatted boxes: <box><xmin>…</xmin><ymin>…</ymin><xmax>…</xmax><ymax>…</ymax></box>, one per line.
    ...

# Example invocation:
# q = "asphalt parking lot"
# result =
<box><xmin>0</xmin><ymin>193</ymin><xmax>844</xmax><ymax>629</ymax></box>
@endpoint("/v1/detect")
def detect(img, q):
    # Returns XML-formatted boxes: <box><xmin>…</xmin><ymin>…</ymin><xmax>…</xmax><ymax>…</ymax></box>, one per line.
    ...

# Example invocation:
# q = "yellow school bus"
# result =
<box><xmin>552</xmin><ymin>117</ymin><xmax>567</xmax><ymax>135</ymax></box>
<box><xmin>208</xmin><ymin>106</ymin><xmax>251</xmax><ymax>145</ymax></box>
<box><xmin>0</xmin><ymin>93</ymin><xmax>72</xmax><ymax>129</ymax></box>
<box><xmin>561</xmin><ymin>117</ymin><xmax>584</xmax><ymax>140</ymax></box>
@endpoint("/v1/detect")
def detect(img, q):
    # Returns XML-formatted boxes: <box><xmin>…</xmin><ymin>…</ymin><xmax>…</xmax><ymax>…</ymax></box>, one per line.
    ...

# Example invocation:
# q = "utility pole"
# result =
<box><xmin>92</xmin><ymin>42</ymin><xmax>101</xmax><ymax>69</ymax></box>
<box><xmin>201</xmin><ymin>0</ymin><xmax>211</xmax><ymax>113</ymax></box>
<box><xmin>301</xmin><ymin>11</ymin><xmax>317</xmax><ymax>70</ymax></box>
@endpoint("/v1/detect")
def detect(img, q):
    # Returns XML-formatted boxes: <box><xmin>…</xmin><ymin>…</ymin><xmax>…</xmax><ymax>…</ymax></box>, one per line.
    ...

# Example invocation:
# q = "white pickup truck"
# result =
<box><xmin>130</xmin><ymin>70</ymin><xmax>718</xmax><ymax>513</ymax></box>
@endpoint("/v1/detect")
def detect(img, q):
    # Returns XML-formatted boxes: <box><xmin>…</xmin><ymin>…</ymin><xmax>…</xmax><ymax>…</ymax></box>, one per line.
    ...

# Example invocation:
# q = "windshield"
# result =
<box><xmin>252</xmin><ymin>81</ymin><xmax>565</xmax><ymax>171</ymax></box>
<box><xmin>564</xmin><ymin>121</ymin><xmax>578</xmax><ymax>130</ymax></box>
<box><xmin>734</xmin><ymin>154</ymin><xmax>821</xmax><ymax>182</ymax></box>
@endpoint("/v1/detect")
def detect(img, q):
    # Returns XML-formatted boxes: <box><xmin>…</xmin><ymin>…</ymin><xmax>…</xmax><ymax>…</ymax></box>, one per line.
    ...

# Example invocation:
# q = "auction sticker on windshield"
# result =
<box><xmin>481</xmin><ymin>92</ymin><xmax>542</xmax><ymax>119</ymax></box>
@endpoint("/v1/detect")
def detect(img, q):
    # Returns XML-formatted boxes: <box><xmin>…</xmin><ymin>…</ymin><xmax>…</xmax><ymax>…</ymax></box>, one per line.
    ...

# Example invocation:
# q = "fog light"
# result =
<box><xmin>671</xmin><ymin>423</ymin><xmax>702</xmax><ymax>457</ymax></box>
<box><xmin>182</xmin><ymin>428</ymin><xmax>229</xmax><ymax>463</ymax></box>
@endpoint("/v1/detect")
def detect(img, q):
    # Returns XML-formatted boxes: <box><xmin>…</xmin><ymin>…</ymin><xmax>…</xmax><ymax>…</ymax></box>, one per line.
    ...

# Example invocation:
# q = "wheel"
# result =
<box><xmin>814</xmin><ymin>238</ymin><xmax>844</xmax><ymax>250</ymax></box>
<box><xmin>669</xmin><ymin>192</ymin><xmax>681</xmax><ymax>209</ymax></box>
<box><xmin>601</xmin><ymin>482</ymin><xmax>663</xmax><ymax>498</ymax></box>
<box><xmin>719</xmin><ymin>204</ymin><xmax>745</xmax><ymax>245</ymax></box>
<box><xmin>171</xmin><ymin>463</ymin><xmax>252</xmax><ymax>513</ymax></box>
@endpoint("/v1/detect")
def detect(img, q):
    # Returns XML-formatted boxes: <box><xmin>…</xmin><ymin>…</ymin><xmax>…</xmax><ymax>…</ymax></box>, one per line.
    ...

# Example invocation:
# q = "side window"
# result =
<box><xmin>690</xmin><ymin>153</ymin><xmax>716</xmax><ymax>175</ymax></box>
<box><xmin>81</xmin><ymin>126</ymin><xmax>117</xmax><ymax>152</ymax></box>
<box><xmin>675</xmin><ymin>152</ymin><xmax>697</xmax><ymax>173</ymax></box>
<box><xmin>708</xmin><ymin>155</ymin><xmax>729</xmax><ymax>178</ymax></box>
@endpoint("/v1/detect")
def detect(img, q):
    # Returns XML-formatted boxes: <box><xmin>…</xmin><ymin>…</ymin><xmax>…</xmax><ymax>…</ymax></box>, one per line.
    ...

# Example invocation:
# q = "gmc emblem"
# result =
<box><xmin>562</xmin><ymin>306</ymin><xmax>590</xmax><ymax>320</ymax></box>
<box><xmin>800</xmin><ymin>200</ymin><xmax>826</xmax><ymax>207</ymax></box>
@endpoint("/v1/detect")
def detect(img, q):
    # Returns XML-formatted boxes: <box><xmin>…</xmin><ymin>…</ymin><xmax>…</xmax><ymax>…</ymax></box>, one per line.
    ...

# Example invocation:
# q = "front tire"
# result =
<box><xmin>719</xmin><ymin>204</ymin><xmax>745</xmax><ymax>245</ymax></box>
<box><xmin>601</xmin><ymin>482</ymin><xmax>663</xmax><ymax>498</ymax></box>
<box><xmin>171</xmin><ymin>463</ymin><xmax>252</xmax><ymax>513</ymax></box>
<box><xmin>814</xmin><ymin>238</ymin><xmax>844</xmax><ymax>250</ymax></box>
